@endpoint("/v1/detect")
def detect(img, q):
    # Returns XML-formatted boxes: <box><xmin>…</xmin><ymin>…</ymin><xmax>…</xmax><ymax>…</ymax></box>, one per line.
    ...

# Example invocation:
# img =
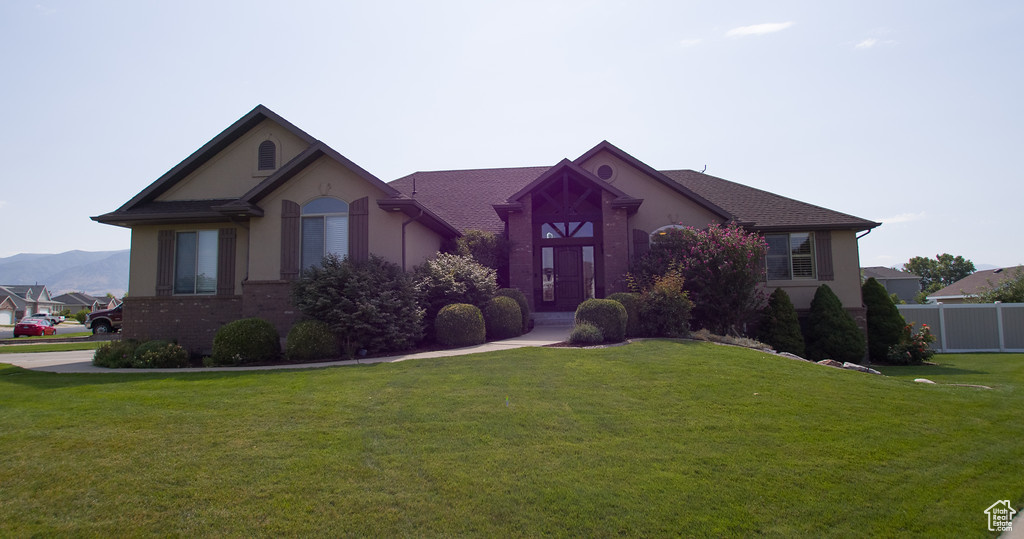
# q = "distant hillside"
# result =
<box><xmin>0</xmin><ymin>250</ymin><xmax>129</xmax><ymax>297</ymax></box>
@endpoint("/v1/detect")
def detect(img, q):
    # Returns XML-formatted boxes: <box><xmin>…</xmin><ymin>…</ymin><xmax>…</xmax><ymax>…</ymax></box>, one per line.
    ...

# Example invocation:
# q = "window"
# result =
<box><xmin>301</xmin><ymin>197</ymin><xmax>349</xmax><ymax>270</ymax></box>
<box><xmin>766</xmin><ymin>232</ymin><xmax>815</xmax><ymax>280</ymax></box>
<box><xmin>258</xmin><ymin>140</ymin><xmax>276</xmax><ymax>170</ymax></box>
<box><xmin>174</xmin><ymin>230</ymin><xmax>218</xmax><ymax>294</ymax></box>
<box><xmin>539</xmin><ymin>221</ymin><xmax>594</xmax><ymax>239</ymax></box>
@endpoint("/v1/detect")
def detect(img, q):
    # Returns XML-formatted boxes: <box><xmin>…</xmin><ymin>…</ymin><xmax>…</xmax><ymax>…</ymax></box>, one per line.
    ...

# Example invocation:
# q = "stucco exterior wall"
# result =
<box><xmin>769</xmin><ymin>230</ymin><xmax>864</xmax><ymax>311</ymax></box>
<box><xmin>402</xmin><ymin>220</ymin><xmax>444</xmax><ymax>270</ymax></box>
<box><xmin>157</xmin><ymin>119</ymin><xmax>309</xmax><ymax>202</ymax></box>
<box><xmin>128</xmin><ymin>223</ymin><xmax>249</xmax><ymax>297</ymax></box>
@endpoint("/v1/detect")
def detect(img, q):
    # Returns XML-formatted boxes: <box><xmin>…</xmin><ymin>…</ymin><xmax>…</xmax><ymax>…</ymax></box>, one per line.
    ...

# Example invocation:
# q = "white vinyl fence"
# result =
<box><xmin>897</xmin><ymin>303</ymin><xmax>1024</xmax><ymax>353</ymax></box>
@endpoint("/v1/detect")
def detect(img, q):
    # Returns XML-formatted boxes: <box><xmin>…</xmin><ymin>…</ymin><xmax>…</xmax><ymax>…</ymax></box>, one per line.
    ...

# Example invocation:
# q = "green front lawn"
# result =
<box><xmin>0</xmin><ymin>341</ymin><xmax>1020</xmax><ymax>536</ymax></box>
<box><xmin>0</xmin><ymin>341</ymin><xmax>103</xmax><ymax>354</ymax></box>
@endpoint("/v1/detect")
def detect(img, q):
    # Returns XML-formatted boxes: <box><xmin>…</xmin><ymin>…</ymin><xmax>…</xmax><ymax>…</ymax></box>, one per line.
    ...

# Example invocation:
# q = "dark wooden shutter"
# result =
<box><xmin>349</xmin><ymin>197</ymin><xmax>370</xmax><ymax>262</ymax></box>
<box><xmin>281</xmin><ymin>200</ymin><xmax>301</xmax><ymax>280</ymax></box>
<box><xmin>258</xmin><ymin>140</ymin><xmax>276</xmax><ymax>170</ymax></box>
<box><xmin>156</xmin><ymin>230</ymin><xmax>175</xmax><ymax>296</ymax></box>
<box><xmin>217</xmin><ymin>228</ymin><xmax>237</xmax><ymax>295</ymax></box>
<box><xmin>632</xmin><ymin>229</ymin><xmax>650</xmax><ymax>258</ymax></box>
<box><xmin>815</xmin><ymin>230</ymin><xmax>834</xmax><ymax>281</ymax></box>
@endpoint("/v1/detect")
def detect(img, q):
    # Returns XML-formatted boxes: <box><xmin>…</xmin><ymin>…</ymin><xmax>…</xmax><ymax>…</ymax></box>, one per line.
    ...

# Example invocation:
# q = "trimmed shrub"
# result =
<box><xmin>435</xmin><ymin>303</ymin><xmax>486</xmax><ymax>347</ymax></box>
<box><xmin>292</xmin><ymin>254</ymin><xmax>423</xmax><ymax>356</ymax></box>
<box><xmin>496</xmin><ymin>287</ymin><xmax>530</xmax><ymax>333</ymax></box>
<box><xmin>74</xmin><ymin>309</ymin><xmax>90</xmax><ymax>324</ymax></box>
<box><xmin>804</xmin><ymin>284</ymin><xmax>866</xmax><ymax>363</ymax></box>
<box><xmin>758</xmin><ymin>288</ymin><xmax>805</xmax><ymax>356</ymax></box>
<box><xmin>286</xmin><ymin>320</ymin><xmax>339</xmax><ymax>362</ymax></box>
<box><xmin>132</xmin><ymin>340</ymin><xmax>189</xmax><ymax>368</ymax></box>
<box><xmin>208</xmin><ymin>317</ymin><xmax>281</xmax><ymax>366</ymax></box>
<box><xmin>863</xmin><ymin>277</ymin><xmax>906</xmax><ymax>362</ymax></box>
<box><xmin>575</xmin><ymin>299</ymin><xmax>627</xmax><ymax>343</ymax></box>
<box><xmin>569</xmin><ymin>322</ymin><xmax>604</xmax><ymax>345</ymax></box>
<box><xmin>637</xmin><ymin>269</ymin><xmax>693</xmax><ymax>338</ymax></box>
<box><xmin>483</xmin><ymin>296</ymin><xmax>522</xmax><ymax>341</ymax></box>
<box><xmin>607</xmin><ymin>292</ymin><xmax>641</xmax><ymax>338</ymax></box>
<box><xmin>414</xmin><ymin>253</ymin><xmax>498</xmax><ymax>340</ymax></box>
<box><xmin>92</xmin><ymin>339</ymin><xmax>140</xmax><ymax>368</ymax></box>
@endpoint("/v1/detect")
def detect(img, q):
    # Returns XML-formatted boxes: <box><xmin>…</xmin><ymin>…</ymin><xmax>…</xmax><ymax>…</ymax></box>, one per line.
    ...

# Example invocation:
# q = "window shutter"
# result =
<box><xmin>349</xmin><ymin>197</ymin><xmax>370</xmax><ymax>262</ymax></box>
<box><xmin>281</xmin><ymin>200</ymin><xmax>301</xmax><ymax>280</ymax></box>
<box><xmin>217</xmin><ymin>228</ymin><xmax>236</xmax><ymax>295</ymax></box>
<box><xmin>632</xmin><ymin>229</ymin><xmax>650</xmax><ymax>258</ymax></box>
<box><xmin>258</xmin><ymin>140</ymin><xmax>276</xmax><ymax>170</ymax></box>
<box><xmin>156</xmin><ymin>230</ymin><xmax>175</xmax><ymax>296</ymax></box>
<box><xmin>815</xmin><ymin>230</ymin><xmax>834</xmax><ymax>281</ymax></box>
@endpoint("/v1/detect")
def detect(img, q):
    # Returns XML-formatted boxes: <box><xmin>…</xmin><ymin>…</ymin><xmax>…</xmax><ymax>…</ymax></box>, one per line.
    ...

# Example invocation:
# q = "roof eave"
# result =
<box><xmin>376</xmin><ymin>198</ymin><xmax>461</xmax><ymax>238</ymax></box>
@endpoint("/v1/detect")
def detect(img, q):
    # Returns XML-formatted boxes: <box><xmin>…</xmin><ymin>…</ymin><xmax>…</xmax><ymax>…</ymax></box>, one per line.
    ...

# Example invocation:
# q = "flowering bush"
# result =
<box><xmin>630</xmin><ymin>223</ymin><xmax>767</xmax><ymax>334</ymax></box>
<box><xmin>414</xmin><ymin>253</ymin><xmax>497</xmax><ymax>341</ymax></box>
<box><xmin>887</xmin><ymin>323</ymin><xmax>936</xmax><ymax>365</ymax></box>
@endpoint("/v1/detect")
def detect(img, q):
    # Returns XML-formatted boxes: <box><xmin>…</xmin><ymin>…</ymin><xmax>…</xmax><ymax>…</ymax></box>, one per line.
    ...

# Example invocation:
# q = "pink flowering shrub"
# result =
<box><xmin>630</xmin><ymin>223</ymin><xmax>768</xmax><ymax>335</ymax></box>
<box><xmin>886</xmin><ymin>323</ymin><xmax>936</xmax><ymax>365</ymax></box>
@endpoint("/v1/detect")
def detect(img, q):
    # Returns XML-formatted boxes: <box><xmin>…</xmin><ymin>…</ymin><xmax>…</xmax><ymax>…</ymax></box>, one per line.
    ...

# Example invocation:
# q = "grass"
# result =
<box><xmin>0</xmin><ymin>341</ymin><xmax>103</xmax><ymax>353</ymax></box>
<box><xmin>0</xmin><ymin>341</ymin><xmax>1020</xmax><ymax>536</ymax></box>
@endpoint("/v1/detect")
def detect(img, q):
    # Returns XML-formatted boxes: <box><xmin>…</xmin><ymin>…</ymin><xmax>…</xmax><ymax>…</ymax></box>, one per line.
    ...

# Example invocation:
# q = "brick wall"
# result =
<box><xmin>241</xmin><ymin>280</ymin><xmax>303</xmax><ymax>340</ymax></box>
<box><xmin>508</xmin><ymin>195</ymin><xmax>535</xmax><ymax>312</ymax></box>
<box><xmin>601</xmin><ymin>192</ymin><xmax>630</xmax><ymax>296</ymax></box>
<box><xmin>124</xmin><ymin>295</ymin><xmax>243</xmax><ymax>355</ymax></box>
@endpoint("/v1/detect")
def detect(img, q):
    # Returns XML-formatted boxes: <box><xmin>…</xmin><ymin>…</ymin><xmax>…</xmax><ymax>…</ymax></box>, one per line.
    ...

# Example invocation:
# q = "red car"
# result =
<box><xmin>13</xmin><ymin>318</ymin><xmax>57</xmax><ymax>337</ymax></box>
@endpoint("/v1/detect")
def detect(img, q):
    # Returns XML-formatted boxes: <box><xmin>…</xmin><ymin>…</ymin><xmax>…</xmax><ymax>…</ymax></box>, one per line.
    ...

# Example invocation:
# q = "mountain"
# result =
<box><xmin>0</xmin><ymin>250</ymin><xmax>129</xmax><ymax>297</ymax></box>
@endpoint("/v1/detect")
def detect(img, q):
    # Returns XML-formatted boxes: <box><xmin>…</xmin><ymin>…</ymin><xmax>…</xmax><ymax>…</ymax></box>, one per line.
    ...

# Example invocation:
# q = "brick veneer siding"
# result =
<box><xmin>123</xmin><ymin>295</ymin><xmax>243</xmax><ymax>355</ymax></box>
<box><xmin>241</xmin><ymin>280</ymin><xmax>304</xmax><ymax>340</ymax></box>
<box><xmin>508</xmin><ymin>194</ymin><xmax>535</xmax><ymax>312</ymax></box>
<box><xmin>601</xmin><ymin>191</ymin><xmax>630</xmax><ymax>296</ymax></box>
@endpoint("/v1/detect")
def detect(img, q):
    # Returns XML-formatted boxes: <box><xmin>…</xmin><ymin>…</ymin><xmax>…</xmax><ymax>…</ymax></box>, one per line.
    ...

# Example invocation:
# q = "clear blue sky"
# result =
<box><xmin>2</xmin><ymin>1</ymin><xmax>1021</xmax><ymax>269</ymax></box>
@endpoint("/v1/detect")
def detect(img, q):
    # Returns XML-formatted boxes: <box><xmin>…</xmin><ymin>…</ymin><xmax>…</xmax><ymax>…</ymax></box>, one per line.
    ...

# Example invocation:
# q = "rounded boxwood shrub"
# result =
<box><xmin>483</xmin><ymin>296</ymin><xmax>522</xmax><ymax>341</ymax></box>
<box><xmin>286</xmin><ymin>320</ymin><xmax>339</xmax><ymax>362</ymax></box>
<box><xmin>607</xmin><ymin>292</ymin><xmax>641</xmax><ymax>338</ymax></box>
<box><xmin>805</xmin><ymin>284</ymin><xmax>866</xmax><ymax>363</ymax></box>
<box><xmin>92</xmin><ymin>339</ymin><xmax>140</xmax><ymax>368</ymax></box>
<box><xmin>758</xmin><ymin>288</ymin><xmax>805</xmax><ymax>356</ymax></box>
<box><xmin>414</xmin><ymin>253</ymin><xmax>497</xmax><ymax>341</ymax></box>
<box><xmin>132</xmin><ymin>340</ymin><xmax>189</xmax><ymax>368</ymax></box>
<box><xmin>435</xmin><ymin>303</ymin><xmax>486</xmax><ymax>347</ymax></box>
<box><xmin>863</xmin><ymin>277</ymin><xmax>906</xmax><ymax>362</ymax></box>
<box><xmin>209</xmin><ymin>317</ymin><xmax>281</xmax><ymax>366</ymax></box>
<box><xmin>574</xmin><ymin>298</ymin><xmax>627</xmax><ymax>343</ymax></box>
<box><xmin>496</xmin><ymin>287</ymin><xmax>530</xmax><ymax>333</ymax></box>
<box><xmin>569</xmin><ymin>322</ymin><xmax>604</xmax><ymax>345</ymax></box>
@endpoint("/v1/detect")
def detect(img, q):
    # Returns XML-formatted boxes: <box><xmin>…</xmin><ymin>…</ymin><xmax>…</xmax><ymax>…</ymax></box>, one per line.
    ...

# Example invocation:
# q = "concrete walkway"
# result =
<box><xmin>0</xmin><ymin>325</ymin><xmax>573</xmax><ymax>374</ymax></box>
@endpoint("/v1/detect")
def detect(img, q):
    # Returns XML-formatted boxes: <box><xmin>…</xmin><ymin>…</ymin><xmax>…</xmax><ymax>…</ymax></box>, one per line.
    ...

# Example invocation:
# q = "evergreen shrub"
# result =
<box><xmin>286</xmin><ymin>320</ymin><xmax>339</xmax><ymax>362</ymax></box>
<box><xmin>208</xmin><ymin>317</ymin><xmax>281</xmax><ymax>366</ymax></box>
<box><xmin>414</xmin><ymin>253</ymin><xmax>497</xmax><ymax>340</ymax></box>
<box><xmin>758</xmin><ymin>288</ymin><xmax>805</xmax><ymax>356</ymax></box>
<box><xmin>435</xmin><ymin>304</ymin><xmax>486</xmax><ymax>347</ymax></box>
<box><xmin>804</xmin><ymin>284</ymin><xmax>866</xmax><ymax>363</ymax></box>
<box><xmin>607</xmin><ymin>292</ymin><xmax>641</xmax><ymax>338</ymax></box>
<box><xmin>575</xmin><ymin>299</ymin><xmax>627</xmax><ymax>343</ymax></box>
<box><xmin>569</xmin><ymin>322</ymin><xmax>604</xmax><ymax>345</ymax></box>
<box><xmin>496</xmin><ymin>288</ymin><xmax>530</xmax><ymax>333</ymax></box>
<box><xmin>483</xmin><ymin>296</ymin><xmax>522</xmax><ymax>341</ymax></box>
<box><xmin>92</xmin><ymin>339</ymin><xmax>140</xmax><ymax>368</ymax></box>
<box><xmin>862</xmin><ymin>277</ymin><xmax>906</xmax><ymax>362</ymax></box>
<box><xmin>131</xmin><ymin>340</ymin><xmax>189</xmax><ymax>368</ymax></box>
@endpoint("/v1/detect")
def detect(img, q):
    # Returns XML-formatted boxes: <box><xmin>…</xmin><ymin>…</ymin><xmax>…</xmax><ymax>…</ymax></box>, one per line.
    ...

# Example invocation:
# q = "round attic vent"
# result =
<box><xmin>597</xmin><ymin>164</ymin><xmax>614</xmax><ymax>180</ymax></box>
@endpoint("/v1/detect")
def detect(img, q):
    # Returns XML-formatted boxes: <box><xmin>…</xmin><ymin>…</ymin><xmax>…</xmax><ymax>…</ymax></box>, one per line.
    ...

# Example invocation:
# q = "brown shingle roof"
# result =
<box><xmin>928</xmin><ymin>265</ymin><xmax>1024</xmax><ymax>300</ymax></box>
<box><xmin>862</xmin><ymin>266</ymin><xmax>921</xmax><ymax>281</ymax></box>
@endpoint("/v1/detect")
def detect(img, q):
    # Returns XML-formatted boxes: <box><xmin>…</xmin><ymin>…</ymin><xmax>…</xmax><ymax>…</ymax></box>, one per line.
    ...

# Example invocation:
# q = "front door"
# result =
<box><xmin>554</xmin><ymin>246</ymin><xmax>583</xmax><ymax>310</ymax></box>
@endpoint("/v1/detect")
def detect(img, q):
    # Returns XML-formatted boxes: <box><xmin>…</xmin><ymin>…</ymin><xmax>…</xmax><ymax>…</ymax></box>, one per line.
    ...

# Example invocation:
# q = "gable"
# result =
<box><xmin>157</xmin><ymin>118</ymin><xmax>310</xmax><ymax>202</ymax></box>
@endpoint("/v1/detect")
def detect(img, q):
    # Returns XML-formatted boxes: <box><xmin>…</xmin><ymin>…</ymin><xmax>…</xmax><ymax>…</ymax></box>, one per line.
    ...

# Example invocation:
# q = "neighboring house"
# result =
<box><xmin>0</xmin><ymin>284</ymin><xmax>61</xmax><ymax>321</ymax></box>
<box><xmin>927</xmin><ymin>265</ymin><xmax>1024</xmax><ymax>304</ymax></box>
<box><xmin>53</xmin><ymin>292</ymin><xmax>105</xmax><ymax>313</ymax></box>
<box><xmin>861</xmin><ymin>266</ymin><xmax>922</xmax><ymax>303</ymax></box>
<box><xmin>94</xmin><ymin>104</ymin><xmax>880</xmax><ymax>353</ymax></box>
<box><xmin>0</xmin><ymin>295</ymin><xmax>17</xmax><ymax>325</ymax></box>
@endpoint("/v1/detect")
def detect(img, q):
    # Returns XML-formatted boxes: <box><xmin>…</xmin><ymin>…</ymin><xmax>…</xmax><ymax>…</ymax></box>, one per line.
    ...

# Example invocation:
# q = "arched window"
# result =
<box><xmin>301</xmin><ymin>197</ymin><xmax>349</xmax><ymax>270</ymax></box>
<box><xmin>258</xmin><ymin>140</ymin><xmax>277</xmax><ymax>170</ymax></box>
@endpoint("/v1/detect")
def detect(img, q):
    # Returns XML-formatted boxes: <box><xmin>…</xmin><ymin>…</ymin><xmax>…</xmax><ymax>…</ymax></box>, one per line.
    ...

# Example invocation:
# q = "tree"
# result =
<box><xmin>804</xmin><ymin>284</ymin><xmax>866</xmax><ymax>363</ymax></box>
<box><xmin>629</xmin><ymin>223</ymin><xmax>767</xmax><ymax>335</ymax></box>
<box><xmin>974</xmin><ymin>267</ymin><xmax>1024</xmax><ymax>303</ymax></box>
<box><xmin>862</xmin><ymin>277</ymin><xmax>906</xmax><ymax>362</ymax></box>
<box><xmin>904</xmin><ymin>253</ymin><xmax>976</xmax><ymax>299</ymax></box>
<box><xmin>758</xmin><ymin>288</ymin><xmax>805</xmax><ymax>357</ymax></box>
<box><xmin>452</xmin><ymin>229</ymin><xmax>510</xmax><ymax>288</ymax></box>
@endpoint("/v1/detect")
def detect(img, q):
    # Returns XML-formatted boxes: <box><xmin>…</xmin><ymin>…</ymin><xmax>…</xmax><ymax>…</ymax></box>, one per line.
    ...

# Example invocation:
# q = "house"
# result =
<box><xmin>861</xmin><ymin>266</ymin><xmax>922</xmax><ymax>303</ymax></box>
<box><xmin>0</xmin><ymin>285</ymin><xmax>61</xmax><ymax>323</ymax></box>
<box><xmin>94</xmin><ymin>105</ymin><xmax>880</xmax><ymax>353</ymax></box>
<box><xmin>927</xmin><ymin>265</ymin><xmax>1024</xmax><ymax>304</ymax></box>
<box><xmin>53</xmin><ymin>292</ymin><xmax>105</xmax><ymax>313</ymax></box>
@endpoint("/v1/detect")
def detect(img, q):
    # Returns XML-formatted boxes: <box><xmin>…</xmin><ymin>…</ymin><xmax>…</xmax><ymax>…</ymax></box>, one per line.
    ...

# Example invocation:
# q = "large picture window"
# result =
<box><xmin>301</xmin><ymin>197</ymin><xmax>349</xmax><ymax>271</ymax></box>
<box><xmin>766</xmin><ymin>232</ymin><xmax>815</xmax><ymax>280</ymax></box>
<box><xmin>174</xmin><ymin>230</ymin><xmax>218</xmax><ymax>294</ymax></box>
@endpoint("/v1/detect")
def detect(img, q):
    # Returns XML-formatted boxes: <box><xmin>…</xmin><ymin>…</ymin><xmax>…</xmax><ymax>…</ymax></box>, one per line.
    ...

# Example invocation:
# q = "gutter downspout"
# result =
<box><xmin>857</xmin><ymin>229</ymin><xmax>873</xmax><ymax>240</ymax></box>
<box><xmin>402</xmin><ymin>209</ymin><xmax>424</xmax><ymax>271</ymax></box>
